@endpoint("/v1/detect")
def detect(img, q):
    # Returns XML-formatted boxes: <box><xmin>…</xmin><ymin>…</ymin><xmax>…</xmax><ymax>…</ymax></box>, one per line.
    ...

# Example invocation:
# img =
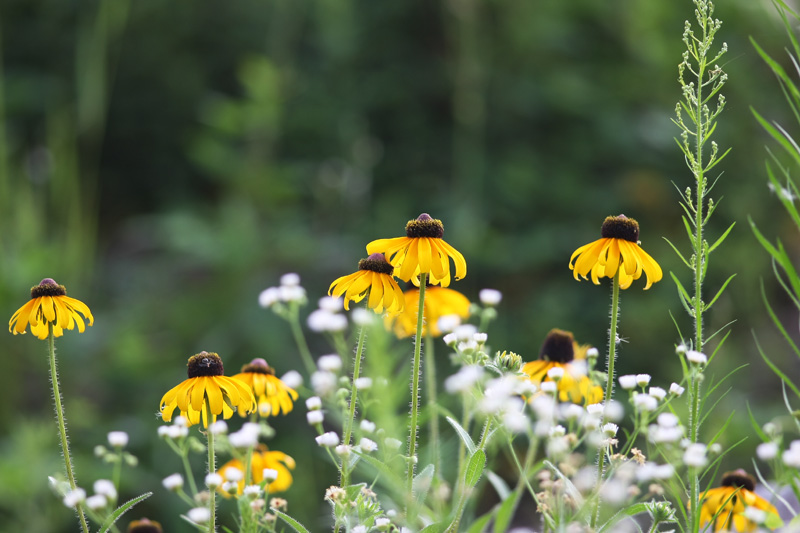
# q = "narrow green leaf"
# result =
<box><xmin>708</xmin><ymin>222</ymin><xmax>735</xmax><ymax>253</ymax></box>
<box><xmin>493</xmin><ymin>492</ymin><xmax>520</xmax><ymax>533</ymax></box>
<box><xmin>486</xmin><ymin>470</ymin><xmax>511</xmax><ymax>500</ymax></box>
<box><xmin>760</xmin><ymin>279</ymin><xmax>800</xmax><ymax>362</ymax></box>
<box><xmin>465</xmin><ymin>449</ymin><xmax>486</xmax><ymax>487</ymax></box>
<box><xmin>747</xmin><ymin>404</ymin><xmax>769</xmax><ymax>442</ymax></box>
<box><xmin>598</xmin><ymin>503</ymin><xmax>649</xmax><ymax>532</ymax></box>
<box><xmin>465</xmin><ymin>511</ymin><xmax>494</xmax><ymax>533</ymax></box>
<box><xmin>705</xmin><ymin>274</ymin><xmax>736</xmax><ymax>310</ymax></box>
<box><xmin>446</xmin><ymin>416</ymin><xmax>476</xmax><ymax>455</ymax></box>
<box><xmin>413</xmin><ymin>464</ymin><xmax>435</xmax><ymax>508</ymax></box>
<box><xmin>751</xmin><ymin>108</ymin><xmax>800</xmax><ymax>166</ymax></box>
<box><xmin>662</xmin><ymin>237</ymin><xmax>691</xmax><ymax>268</ymax></box>
<box><xmin>98</xmin><ymin>492</ymin><xmax>152</xmax><ymax>533</ymax></box>
<box><xmin>753</xmin><ymin>333</ymin><xmax>800</xmax><ymax>399</ymax></box>
<box><xmin>670</xmin><ymin>272</ymin><xmax>694</xmax><ymax>317</ymax></box>
<box><xmin>420</xmin><ymin>523</ymin><xmax>447</xmax><ymax>533</ymax></box>
<box><xmin>272</xmin><ymin>509</ymin><xmax>311</xmax><ymax>533</ymax></box>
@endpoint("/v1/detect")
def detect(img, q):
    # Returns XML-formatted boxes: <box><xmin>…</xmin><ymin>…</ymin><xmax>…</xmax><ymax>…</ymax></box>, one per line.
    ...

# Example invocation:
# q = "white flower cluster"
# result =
<box><xmin>157</xmin><ymin>415</ymin><xmax>190</xmax><ymax>440</ymax></box>
<box><xmin>228</xmin><ymin>422</ymin><xmax>261</xmax><ymax>449</ymax></box>
<box><xmin>782</xmin><ymin>440</ymin><xmax>800</xmax><ymax>468</ymax></box>
<box><xmin>308</xmin><ymin>296</ymin><xmax>347</xmax><ymax>332</ymax></box>
<box><xmin>258</xmin><ymin>273</ymin><xmax>307</xmax><ymax>308</ymax></box>
<box><xmin>649</xmin><ymin>412</ymin><xmax>684</xmax><ymax>444</ymax></box>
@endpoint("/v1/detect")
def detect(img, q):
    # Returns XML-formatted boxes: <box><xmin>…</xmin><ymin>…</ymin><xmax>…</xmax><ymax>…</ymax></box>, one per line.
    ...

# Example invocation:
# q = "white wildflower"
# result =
<box><xmin>479</xmin><ymin>288</ymin><xmax>502</xmax><ymax>306</ymax></box>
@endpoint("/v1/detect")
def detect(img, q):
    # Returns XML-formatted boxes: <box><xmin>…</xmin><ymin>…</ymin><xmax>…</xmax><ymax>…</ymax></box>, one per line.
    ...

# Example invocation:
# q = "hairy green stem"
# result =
<box><xmin>591</xmin><ymin>271</ymin><xmax>620</xmax><ymax>529</ymax></box>
<box><xmin>206</xmin><ymin>399</ymin><xmax>217</xmax><ymax>533</ymax></box>
<box><xmin>424</xmin><ymin>334</ymin><xmax>441</xmax><ymax>481</ymax></box>
<box><xmin>48</xmin><ymin>327</ymin><xmax>90</xmax><ymax>533</ymax></box>
<box><xmin>342</xmin><ymin>324</ymin><xmax>367</xmax><ymax>487</ymax></box>
<box><xmin>406</xmin><ymin>275</ymin><xmax>428</xmax><ymax>517</ymax></box>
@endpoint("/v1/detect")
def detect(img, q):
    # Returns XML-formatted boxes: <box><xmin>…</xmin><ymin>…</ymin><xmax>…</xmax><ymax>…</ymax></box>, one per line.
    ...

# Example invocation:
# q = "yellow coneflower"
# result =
<box><xmin>569</xmin><ymin>215</ymin><xmax>662</xmax><ymax>290</ymax></box>
<box><xmin>160</xmin><ymin>352</ymin><xmax>256</xmax><ymax>428</ymax></box>
<box><xmin>219</xmin><ymin>446</ymin><xmax>295</xmax><ymax>494</ymax></box>
<box><xmin>8</xmin><ymin>278</ymin><xmax>94</xmax><ymax>340</ymax></box>
<box><xmin>329</xmin><ymin>253</ymin><xmax>404</xmax><ymax>314</ymax></box>
<box><xmin>699</xmin><ymin>470</ymin><xmax>780</xmax><ymax>532</ymax></box>
<box><xmin>522</xmin><ymin>329</ymin><xmax>603</xmax><ymax>405</ymax></box>
<box><xmin>127</xmin><ymin>518</ymin><xmax>162</xmax><ymax>533</ymax></box>
<box><xmin>366</xmin><ymin>213</ymin><xmax>466</xmax><ymax>287</ymax></box>
<box><xmin>386</xmin><ymin>285</ymin><xmax>470</xmax><ymax>338</ymax></box>
<box><xmin>232</xmin><ymin>358</ymin><xmax>298</xmax><ymax>417</ymax></box>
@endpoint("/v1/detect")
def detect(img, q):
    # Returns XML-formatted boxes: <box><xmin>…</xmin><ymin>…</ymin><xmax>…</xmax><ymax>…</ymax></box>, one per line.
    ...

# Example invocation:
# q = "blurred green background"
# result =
<box><xmin>1</xmin><ymin>0</ymin><xmax>799</xmax><ymax>530</ymax></box>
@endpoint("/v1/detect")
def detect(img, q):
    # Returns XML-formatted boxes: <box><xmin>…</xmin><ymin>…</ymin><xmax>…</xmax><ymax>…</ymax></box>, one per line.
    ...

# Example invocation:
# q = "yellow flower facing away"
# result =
<box><xmin>8</xmin><ymin>278</ymin><xmax>94</xmax><ymax>340</ymax></box>
<box><xmin>232</xmin><ymin>358</ymin><xmax>298</xmax><ymax>417</ymax></box>
<box><xmin>160</xmin><ymin>352</ymin><xmax>256</xmax><ymax>428</ymax></box>
<box><xmin>569</xmin><ymin>215</ymin><xmax>662</xmax><ymax>290</ymax></box>
<box><xmin>328</xmin><ymin>253</ymin><xmax>404</xmax><ymax>314</ymax></box>
<box><xmin>366</xmin><ymin>213</ymin><xmax>466</xmax><ymax>287</ymax></box>
<box><xmin>699</xmin><ymin>470</ymin><xmax>780</xmax><ymax>532</ymax></box>
<box><xmin>386</xmin><ymin>285</ymin><xmax>470</xmax><ymax>338</ymax></box>
<box><xmin>127</xmin><ymin>518</ymin><xmax>163</xmax><ymax>533</ymax></box>
<box><xmin>219</xmin><ymin>446</ymin><xmax>296</xmax><ymax>495</ymax></box>
<box><xmin>522</xmin><ymin>329</ymin><xmax>603</xmax><ymax>405</ymax></box>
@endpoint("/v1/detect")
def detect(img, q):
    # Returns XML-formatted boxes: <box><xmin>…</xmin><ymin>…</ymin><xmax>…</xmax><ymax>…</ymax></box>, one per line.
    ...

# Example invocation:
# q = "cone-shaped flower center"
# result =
<box><xmin>241</xmin><ymin>357</ymin><xmax>275</xmax><ymax>375</ymax></box>
<box><xmin>720</xmin><ymin>469</ymin><xmax>755</xmax><ymax>492</ymax></box>
<box><xmin>600</xmin><ymin>215</ymin><xmax>640</xmax><ymax>242</ymax></box>
<box><xmin>358</xmin><ymin>253</ymin><xmax>395</xmax><ymax>275</ymax></box>
<box><xmin>31</xmin><ymin>278</ymin><xmax>67</xmax><ymax>298</ymax></box>
<box><xmin>187</xmin><ymin>351</ymin><xmax>225</xmax><ymax>378</ymax></box>
<box><xmin>405</xmin><ymin>213</ymin><xmax>444</xmax><ymax>238</ymax></box>
<box><xmin>539</xmin><ymin>328</ymin><xmax>575</xmax><ymax>363</ymax></box>
<box><xmin>128</xmin><ymin>519</ymin><xmax>163</xmax><ymax>533</ymax></box>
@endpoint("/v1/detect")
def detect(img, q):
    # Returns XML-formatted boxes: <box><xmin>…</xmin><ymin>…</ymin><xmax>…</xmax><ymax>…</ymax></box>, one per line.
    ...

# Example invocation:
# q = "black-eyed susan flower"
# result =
<box><xmin>219</xmin><ymin>445</ymin><xmax>295</xmax><ymax>494</ymax></box>
<box><xmin>522</xmin><ymin>329</ymin><xmax>603</xmax><ymax>405</ymax></box>
<box><xmin>127</xmin><ymin>518</ymin><xmax>163</xmax><ymax>533</ymax></box>
<box><xmin>329</xmin><ymin>253</ymin><xmax>404</xmax><ymax>314</ymax></box>
<box><xmin>232</xmin><ymin>358</ymin><xmax>298</xmax><ymax>417</ymax></box>
<box><xmin>699</xmin><ymin>470</ymin><xmax>780</xmax><ymax>532</ymax></box>
<box><xmin>386</xmin><ymin>285</ymin><xmax>470</xmax><ymax>338</ymax></box>
<box><xmin>9</xmin><ymin>278</ymin><xmax>94</xmax><ymax>340</ymax></box>
<box><xmin>366</xmin><ymin>213</ymin><xmax>466</xmax><ymax>287</ymax></box>
<box><xmin>569</xmin><ymin>215</ymin><xmax>662</xmax><ymax>290</ymax></box>
<box><xmin>160</xmin><ymin>352</ymin><xmax>256</xmax><ymax>428</ymax></box>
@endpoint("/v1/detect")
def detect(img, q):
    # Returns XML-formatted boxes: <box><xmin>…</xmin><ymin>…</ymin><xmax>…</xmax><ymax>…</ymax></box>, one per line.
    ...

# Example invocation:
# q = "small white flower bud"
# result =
<box><xmin>335</xmin><ymin>444</ymin><xmax>351</xmax><ymax>456</ymax></box>
<box><xmin>648</xmin><ymin>387</ymin><xmax>667</xmax><ymax>400</ymax></box>
<box><xmin>757</xmin><ymin>442</ymin><xmax>778</xmax><ymax>461</ymax></box>
<box><xmin>602</xmin><ymin>423</ymin><xmax>618</xmax><ymax>436</ymax></box>
<box><xmin>188</xmin><ymin>507</ymin><xmax>211</xmax><ymax>524</ymax></box>
<box><xmin>540</xmin><ymin>381</ymin><xmax>557</xmax><ymax>394</ymax></box>
<box><xmin>318</xmin><ymin>296</ymin><xmax>343</xmax><ymax>312</ymax></box>
<box><xmin>479</xmin><ymin>288</ymin><xmax>502</xmax><ymax>306</ymax></box>
<box><xmin>280</xmin><ymin>285</ymin><xmax>306</xmax><ymax>303</ymax></box>
<box><xmin>107</xmin><ymin>431</ymin><xmax>129</xmax><ymax>448</ymax></box>
<box><xmin>743</xmin><ymin>507</ymin><xmax>767</xmax><ymax>524</ymax></box>
<box><xmin>229</xmin><ymin>429</ymin><xmax>259</xmax><ymax>449</ymax></box>
<box><xmin>586</xmin><ymin>347</ymin><xmax>599</xmax><ymax>358</ymax></box>
<box><xmin>205</xmin><ymin>473</ymin><xmax>223</xmax><ymax>488</ymax></box>
<box><xmin>549</xmin><ymin>425</ymin><xmax>566</xmax><ymax>437</ymax></box>
<box><xmin>306</xmin><ymin>396</ymin><xmax>322</xmax><ymax>410</ymax></box>
<box><xmin>619</xmin><ymin>375</ymin><xmax>638</xmax><ymax>389</ymax></box>
<box><xmin>316</xmin><ymin>432</ymin><xmax>340</xmax><ymax>447</ymax></box>
<box><xmin>318</xmin><ymin>354</ymin><xmax>343</xmax><ymax>372</ymax></box>
<box><xmin>633</xmin><ymin>393</ymin><xmax>658</xmax><ymax>411</ymax></box>
<box><xmin>547</xmin><ymin>367</ymin><xmax>565</xmax><ymax>381</ymax></box>
<box><xmin>280</xmin><ymin>273</ymin><xmax>301</xmax><ymax>286</ymax></box>
<box><xmin>311</xmin><ymin>371</ymin><xmax>337</xmax><ymax>396</ymax></box>
<box><xmin>162</xmin><ymin>473</ymin><xmax>184</xmax><ymax>491</ymax></box>
<box><xmin>355</xmin><ymin>377</ymin><xmax>373</xmax><ymax>390</ymax></box>
<box><xmin>263</xmin><ymin>469</ymin><xmax>279</xmax><ymax>482</ymax></box>
<box><xmin>85</xmin><ymin>494</ymin><xmax>107</xmax><ymax>510</ymax></box>
<box><xmin>442</xmin><ymin>333</ymin><xmax>458</xmax><ymax>346</ymax></box>
<box><xmin>259</xmin><ymin>287</ymin><xmax>281</xmax><ymax>308</ymax></box>
<box><xmin>157</xmin><ymin>426</ymin><xmax>170</xmax><ymax>438</ymax></box>
<box><xmin>360</xmin><ymin>438</ymin><xmax>378</xmax><ymax>452</ymax></box>
<box><xmin>669</xmin><ymin>383</ymin><xmax>685</xmax><ymax>396</ymax></box>
<box><xmin>384</xmin><ymin>438</ymin><xmax>403</xmax><ymax>451</ymax></box>
<box><xmin>93</xmin><ymin>479</ymin><xmax>117</xmax><ymax>500</ymax></box>
<box><xmin>307</xmin><ymin>410</ymin><xmax>324</xmax><ymax>425</ymax></box>
<box><xmin>438</xmin><ymin>315</ymin><xmax>462</xmax><ymax>334</ymax></box>
<box><xmin>360</xmin><ymin>419</ymin><xmax>376</xmax><ymax>433</ymax></box>
<box><xmin>683</xmin><ymin>443</ymin><xmax>708</xmax><ymax>468</ymax></box>
<box><xmin>636</xmin><ymin>374</ymin><xmax>651</xmax><ymax>387</ymax></box>
<box><xmin>224</xmin><ymin>467</ymin><xmax>244</xmax><ymax>482</ymax></box>
<box><xmin>455</xmin><ymin>324</ymin><xmax>478</xmax><ymax>341</ymax></box>
<box><xmin>675</xmin><ymin>344</ymin><xmax>688</xmax><ymax>355</ymax></box>
<box><xmin>352</xmin><ymin>308</ymin><xmax>373</xmax><ymax>326</ymax></box>
<box><xmin>166</xmin><ymin>425</ymin><xmax>188</xmax><ymax>439</ymax></box>
<box><xmin>686</xmin><ymin>350</ymin><xmax>707</xmax><ymax>365</ymax></box>
<box><xmin>208</xmin><ymin>421</ymin><xmax>228</xmax><ymax>435</ymax></box>
<box><xmin>222</xmin><ymin>481</ymin><xmax>238</xmax><ymax>494</ymax></box>
<box><xmin>244</xmin><ymin>485</ymin><xmax>261</xmax><ymax>500</ymax></box>
<box><xmin>586</xmin><ymin>403</ymin><xmax>604</xmax><ymax>415</ymax></box>
<box><xmin>280</xmin><ymin>370</ymin><xmax>303</xmax><ymax>389</ymax></box>
<box><xmin>473</xmin><ymin>332</ymin><xmax>488</xmax><ymax>344</ymax></box>
<box><xmin>63</xmin><ymin>488</ymin><xmax>86</xmax><ymax>508</ymax></box>
<box><xmin>657</xmin><ymin>413</ymin><xmax>679</xmax><ymax>428</ymax></box>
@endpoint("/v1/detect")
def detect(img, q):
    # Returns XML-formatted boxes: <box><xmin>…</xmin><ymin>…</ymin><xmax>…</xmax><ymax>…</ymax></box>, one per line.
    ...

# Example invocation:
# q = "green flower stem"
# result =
<box><xmin>48</xmin><ymin>326</ymin><xmax>90</xmax><ymax>533</ymax></box>
<box><xmin>288</xmin><ymin>303</ymin><xmax>315</xmax><ymax>375</ymax></box>
<box><xmin>342</xmin><ymin>324</ymin><xmax>367</xmax><ymax>488</ymax></box>
<box><xmin>181</xmin><ymin>447</ymin><xmax>199</xmax><ymax>496</ymax></box>
<box><xmin>424</xmin><ymin>334</ymin><xmax>441</xmax><ymax>486</ymax></box>
<box><xmin>591</xmin><ymin>270</ymin><xmax>621</xmax><ymax>529</ymax></box>
<box><xmin>446</xmin><ymin>419</ymin><xmax>493</xmax><ymax>533</ymax></box>
<box><xmin>406</xmin><ymin>274</ymin><xmax>428</xmax><ymax>514</ymax></box>
<box><xmin>206</xmin><ymin>399</ymin><xmax>217</xmax><ymax>533</ymax></box>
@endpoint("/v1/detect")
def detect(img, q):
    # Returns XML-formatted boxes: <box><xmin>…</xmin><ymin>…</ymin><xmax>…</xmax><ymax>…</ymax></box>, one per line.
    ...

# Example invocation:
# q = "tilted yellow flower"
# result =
<box><xmin>569</xmin><ymin>215</ymin><xmax>662</xmax><ymax>289</ymax></box>
<box><xmin>699</xmin><ymin>470</ymin><xmax>780</xmax><ymax>532</ymax></box>
<box><xmin>522</xmin><ymin>329</ymin><xmax>602</xmax><ymax>405</ymax></box>
<box><xmin>9</xmin><ymin>278</ymin><xmax>94</xmax><ymax>339</ymax></box>
<box><xmin>219</xmin><ymin>446</ymin><xmax>295</xmax><ymax>494</ymax></box>
<box><xmin>232</xmin><ymin>358</ymin><xmax>298</xmax><ymax>417</ymax></box>
<box><xmin>329</xmin><ymin>253</ymin><xmax>404</xmax><ymax>314</ymax></box>
<box><xmin>366</xmin><ymin>213</ymin><xmax>466</xmax><ymax>287</ymax></box>
<box><xmin>386</xmin><ymin>285</ymin><xmax>470</xmax><ymax>338</ymax></box>
<box><xmin>160</xmin><ymin>352</ymin><xmax>256</xmax><ymax>428</ymax></box>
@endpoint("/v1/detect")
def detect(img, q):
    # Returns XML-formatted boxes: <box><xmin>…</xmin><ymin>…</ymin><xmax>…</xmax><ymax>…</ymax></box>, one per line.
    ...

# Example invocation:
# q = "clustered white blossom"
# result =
<box><xmin>259</xmin><ymin>273</ymin><xmax>307</xmax><ymax>308</ymax></box>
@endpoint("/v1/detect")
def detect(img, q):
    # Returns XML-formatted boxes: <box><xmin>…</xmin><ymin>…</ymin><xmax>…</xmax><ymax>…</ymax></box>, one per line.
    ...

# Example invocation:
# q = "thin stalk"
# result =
<box><xmin>406</xmin><ymin>275</ymin><xmax>428</xmax><ymax>514</ymax></box>
<box><xmin>591</xmin><ymin>271</ymin><xmax>621</xmax><ymax>529</ymax></box>
<box><xmin>342</xmin><ymin>324</ymin><xmax>367</xmax><ymax>488</ymax></box>
<box><xmin>48</xmin><ymin>326</ymin><xmax>90</xmax><ymax>533</ymax></box>
<box><xmin>181</xmin><ymin>449</ymin><xmax>199</xmax><ymax>496</ymax></box>
<box><xmin>288</xmin><ymin>303</ymin><xmax>315</xmax><ymax>375</ymax></box>
<box><xmin>424</xmin><ymin>334</ymin><xmax>441</xmax><ymax>480</ymax></box>
<box><xmin>446</xmin><ymin>419</ymin><xmax>493</xmax><ymax>533</ymax></box>
<box><xmin>206</xmin><ymin>399</ymin><xmax>217</xmax><ymax>533</ymax></box>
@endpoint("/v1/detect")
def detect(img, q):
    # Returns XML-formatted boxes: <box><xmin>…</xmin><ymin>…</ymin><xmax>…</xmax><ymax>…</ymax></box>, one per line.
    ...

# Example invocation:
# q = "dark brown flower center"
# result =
<box><xmin>241</xmin><ymin>357</ymin><xmax>275</xmax><ymax>375</ymax></box>
<box><xmin>31</xmin><ymin>278</ymin><xmax>67</xmax><ymax>298</ymax></box>
<box><xmin>540</xmin><ymin>329</ymin><xmax>575</xmax><ymax>363</ymax></box>
<box><xmin>720</xmin><ymin>470</ymin><xmax>755</xmax><ymax>492</ymax></box>
<box><xmin>405</xmin><ymin>213</ymin><xmax>444</xmax><ymax>238</ymax></box>
<box><xmin>187</xmin><ymin>351</ymin><xmax>225</xmax><ymax>378</ymax></box>
<box><xmin>128</xmin><ymin>518</ymin><xmax>163</xmax><ymax>533</ymax></box>
<box><xmin>358</xmin><ymin>253</ymin><xmax>395</xmax><ymax>275</ymax></box>
<box><xmin>600</xmin><ymin>215</ymin><xmax>640</xmax><ymax>243</ymax></box>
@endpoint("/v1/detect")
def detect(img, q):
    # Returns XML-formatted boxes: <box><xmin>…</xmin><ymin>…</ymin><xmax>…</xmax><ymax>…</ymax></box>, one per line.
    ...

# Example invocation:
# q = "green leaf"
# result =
<box><xmin>765</xmin><ymin>511</ymin><xmax>785</xmax><ymax>529</ymax></box>
<box><xmin>493</xmin><ymin>492</ymin><xmax>520</xmax><ymax>533</ymax></box>
<box><xmin>707</xmin><ymin>222</ymin><xmax>735</xmax><ymax>253</ymax></box>
<box><xmin>272</xmin><ymin>509</ymin><xmax>311</xmax><ymax>533</ymax></box>
<box><xmin>413</xmin><ymin>464</ymin><xmax>435</xmax><ymax>508</ymax></box>
<box><xmin>597</xmin><ymin>503</ymin><xmax>649</xmax><ymax>532</ymax></box>
<box><xmin>353</xmin><ymin>451</ymin><xmax>405</xmax><ymax>487</ymax></box>
<box><xmin>98</xmin><ymin>492</ymin><xmax>152</xmax><ymax>533</ymax></box>
<box><xmin>704</xmin><ymin>274</ymin><xmax>736</xmax><ymax>310</ymax></box>
<box><xmin>751</xmin><ymin>107</ymin><xmax>800</xmax><ymax>167</ymax></box>
<box><xmin>464</xmin><ymin>449</ymin><xmax>486</xmax><ymax>487</ymax></box>
<box><xmin>754</xmin><ymin>333</ymin><xmax>800</xmax><ymax>400</ymax></box>
<box><xmin>446</xmin><ymin>416</ymin><xmax>476</xmax><ymax>455</ymax></box>
<box><xmin>662</xmin><ymin>237</ymin><xmax>691</xmax><ymax>268</ymax></box>
<box><xmin>465</xmin><ymin>511</ymin><xmax>494</xmax><ymax>533</ymax></box>
<box><xmin>486</xmin><ymin>470</ymin><xmax>511</xmax><ymax>500</ymax></box>
<box><xmin>420</xmin><ymin>524</ymin><xmax>447</xmax><ymax>533</ymax></box>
